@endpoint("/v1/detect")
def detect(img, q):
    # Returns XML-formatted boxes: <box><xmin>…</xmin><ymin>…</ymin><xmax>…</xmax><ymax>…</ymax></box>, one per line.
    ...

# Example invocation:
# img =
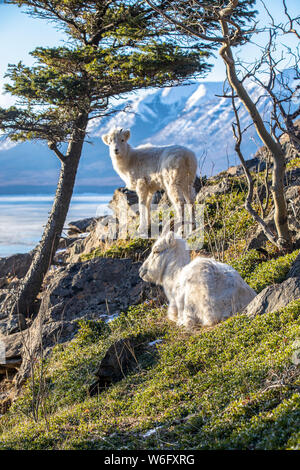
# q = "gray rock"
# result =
<box><xmin>226</xmin><ymin>157</ymin><xmax>267</xmax><ymax>177</ymax></box>
<box><xmin>109</xmin><ymin>188</ymin><xmax>139</xmax><ymax>220</ymax></box>
<box><xmin>0</xmin><ymin>331</ymin><xmax>23</xmax><ymax>373</ymax></box>
<box><xmin>244</xmin><ymin>277</ymin><xmax>300</xmax><ymax>317</ymax></box>
<box><xmin>65</xmin><ymin>215</ymin><xmax>119</xmax><ymax>263</ymax></box>
<box><xmin>0</xmin><ymin>314</ymin><xmax>26</xmax><ymax>336</ymax></box>
<box><xmin>89</xmin><ymin>337</ymin><xmax>138</xmax><ymax>395</ymax></box>
<box><xmin>287</xmin><ymin>252</ymin><xmax>300</xmax><ymax>279</ymax></box>
<box><xmin>196</xmin><ymin>180</ymin><xmax>231</xmax><ymax>203</ymax></box>
<box><xmin>68</xmin><ymin>217</ymin><xmax>100</xmax><ymax>235</ymax></box>
<box><xmin>0</xmin><ymin>252</ymin><xmax>33</xmax><ymax>279</ymax></box>
<box><xmin>0</xmin><ymin>332</ymin><xmax>23</xmax><ymax>412</ymax></box>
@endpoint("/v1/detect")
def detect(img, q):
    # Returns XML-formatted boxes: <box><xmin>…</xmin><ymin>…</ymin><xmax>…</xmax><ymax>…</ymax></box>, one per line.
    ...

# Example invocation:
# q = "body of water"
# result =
<box><xmin>0</xmin><ymin>194</ymin><xmax>113</xmax><ymax>258</ymax></box>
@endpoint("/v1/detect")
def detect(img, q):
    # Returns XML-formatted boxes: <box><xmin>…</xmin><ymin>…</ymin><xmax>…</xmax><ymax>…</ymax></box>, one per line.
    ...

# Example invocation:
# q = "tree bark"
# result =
<box><xmin>219</xmin><ymin>19</ymin><xmax>291</xmax><ymax>249</ymax></box>
<box><xmin>6</xmin><ymin>113</ymin><xmax>89</xmax><ymax>317</ymax></box>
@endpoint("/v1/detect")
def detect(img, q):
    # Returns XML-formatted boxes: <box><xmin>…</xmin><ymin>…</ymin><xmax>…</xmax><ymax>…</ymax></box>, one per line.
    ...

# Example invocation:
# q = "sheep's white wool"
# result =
<box><xmin>139</xmin><ymin>231</ymin><xmax>256</xmax><ymax>328</ymax></box>
<box><xmin>102</xmin><ymin>127</ymin><xmax>197</xmax><ymax>234</ymax></box>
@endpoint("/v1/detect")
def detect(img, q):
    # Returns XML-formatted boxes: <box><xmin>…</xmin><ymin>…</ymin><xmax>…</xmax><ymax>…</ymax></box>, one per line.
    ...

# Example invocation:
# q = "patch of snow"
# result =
<box><xmin>160</xmin><ymin>83</ymin><xmax>198</xmax><ymax>105</ymax></box>
<box><xmin>78</xmin><ymin>232</ymin><xmax>90</xmax><ymax>239</ymax></box>
<box><xmin>105</xmin><ymin>313</ymin><xmax>120</xmax><ymax>323</ymax></box>
<box><xmin>184</xmin><ymin>84</ymin><xmax>207</xmax><ymax>110</ymax></box>
<box><xmin>142</xmin><ymin>426</ymin><xmax>162</xmax><ymax>438</ymax></box>
<box><xmin>148</xmin><ymin>339</ymin><xmax>163</xmax><ymax>347</ymax></box>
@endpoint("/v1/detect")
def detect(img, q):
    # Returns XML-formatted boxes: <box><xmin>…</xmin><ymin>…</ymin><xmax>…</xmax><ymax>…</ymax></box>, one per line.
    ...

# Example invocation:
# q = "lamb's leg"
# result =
<box><xmin>167</xmin><ymin>185</ymin><xmax>185</xmax><ymax>235</ymax></box>
<box><xmin>183</xmin><ymin>186</ymin><xmax>196</xmax><ymax>233</ymax></box>
<box><xmin>136</xmin><ymin>180</ymin><xmax>150</xmax><ymax>236</ymax></box>
<box><xmin>167</xmin><ymin>302</ymin><xmax>178</xmax><ymax>322</ymax></box>
<box><xmin>177</xmin><ymin>304</ymin><xmax>198</xmax><ymax>329</ymax></box>
<box><xmin>146</xmin><ymin>191</ymin><xmax>154</xmax><ymax>233</ymax></box>
<box><xmin>173</xmin><ymin>292</ymin><xmax>185</xmax><ymax>324</ymax></box>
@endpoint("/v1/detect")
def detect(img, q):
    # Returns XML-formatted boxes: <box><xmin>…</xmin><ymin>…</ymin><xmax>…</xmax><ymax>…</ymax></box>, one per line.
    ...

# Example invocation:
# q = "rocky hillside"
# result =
<box><xmin>0</xmin><ymin>153</ymin><xmax>300</xmax><ymax>449</ymax></box>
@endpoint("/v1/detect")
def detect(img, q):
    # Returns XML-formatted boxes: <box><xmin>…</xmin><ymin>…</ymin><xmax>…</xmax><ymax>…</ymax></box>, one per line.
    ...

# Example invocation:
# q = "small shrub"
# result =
<box><xmin>229</xmin><ymin>249</ymin><xmax>263</xmax><ymax>280</ymax></box>
<box><xmin>246</xmin><ymin>249</ymin><xmax>300</xmax><ymax>292</ymax></box>
<box><xmin>204</xmin><ymin>189</ymin><xmax>255</xmax><ymax>257</ymax></box>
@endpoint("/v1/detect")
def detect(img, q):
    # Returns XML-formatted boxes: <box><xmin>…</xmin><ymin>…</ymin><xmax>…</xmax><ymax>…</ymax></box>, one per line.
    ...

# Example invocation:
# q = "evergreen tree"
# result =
<box><xmin>0</xmin><ymin>0</ymin><xmax>211</xmax><ymax>317</ymax></box>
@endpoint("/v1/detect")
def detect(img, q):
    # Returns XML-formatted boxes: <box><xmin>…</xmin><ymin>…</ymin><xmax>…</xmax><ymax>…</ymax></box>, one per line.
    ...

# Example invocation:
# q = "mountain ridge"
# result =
<box><xmin>0</xmin><ymin>72</ymin><xmax>297</xmax><ymax>193</ymax></box>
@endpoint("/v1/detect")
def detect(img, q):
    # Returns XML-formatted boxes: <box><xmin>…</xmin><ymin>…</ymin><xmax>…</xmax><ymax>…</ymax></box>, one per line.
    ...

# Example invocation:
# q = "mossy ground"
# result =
<box><xmin>286</xmin><ymin>157</ymin><xmax>300</xmax><ymax>170</ymax></box>
<box><xmin>0</xmin><ymin>297</ymin><xmax>299</xmax><ymax>450</ymax></box>
<box><xmin>81</xmin><ymin>238</ymin><xmax>153</xmax><ymax>262</ymax></box>
<box><xmin>230</xmin><ymin>249</ymin><xmax>300</xmax><ymax>293</ymax></box>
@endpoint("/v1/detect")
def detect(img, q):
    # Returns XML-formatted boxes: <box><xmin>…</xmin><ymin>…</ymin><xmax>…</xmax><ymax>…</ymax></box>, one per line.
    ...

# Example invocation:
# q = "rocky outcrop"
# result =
<box><xmin>226</xmin><ymin>156</ymin><xmax>267</xmax><ymax>177</ymax></box>
<box><xmin>109</xmin><ymin>188</ymin><xmax>139</xmax><ymax>219</ymax></box>
<box><xmin>196</xmin><ymin>179</ymin><xmax>231</xmax><ymax>203</ymax></box>
<box><xmin>65</xmin><ymin>215</ymin><xmax>118</xmax><ymax>264</ymax></box>
<box><xmin>244</xmin><ymin>254</ymin><xmax>300</xmax><ymax>317</ymax></box>
<box><xmin>40</xmin><ymin>257</ymin><xmax>162</xmax><ymax>326</ymax></box>
<box><xmin>0</xmin><ymin>332</ymin><xmax>22</xmax><ymax>376</ymax></box>
<box><xmin>0</xmin><ymin>330</ymin><xmax>23</xmax><ymax>411</ymax></box>
<box><xmin>67</xmin><ymin>217</ymin><xmax>100</xmax><ymax>236</ymax></box>
<box><xmin>0</xmin><ymin>313</ymin><xmax>27</xmax><ymax>336</ymax></box>
<box><xmin>15</xmin><ymin>257</ymin><xmax>165</xmax><ymax>384</ymax></box>
<box><xmin>0</xmin><ymin>252</ymin><xmax>33</xmax><ymax>280</ymax></box>
<box><xmin>89</xmin><ymin>337</ymin><xmax>139</xmax><ymax>396</ymax></box>
<box><xmin>288</xmin><ymin>252</ymin><xmax>300</xmax><ymax>279</ymax></box>
<box><xmin>244</xmin><ymin>277</ymin><xmax>300</xmax><ymax>317</ymax></box>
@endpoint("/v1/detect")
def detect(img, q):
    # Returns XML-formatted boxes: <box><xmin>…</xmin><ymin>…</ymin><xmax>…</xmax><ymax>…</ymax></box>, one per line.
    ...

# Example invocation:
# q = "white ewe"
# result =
<box><xmin>102</xmin><ymin>128</ymin><xmax>197</xmax><ymax>234</ymax></box>
<box><xmin>139</xmin><ymin>230</ymin><xmax>256</xmax><ymax>328</ymax></box>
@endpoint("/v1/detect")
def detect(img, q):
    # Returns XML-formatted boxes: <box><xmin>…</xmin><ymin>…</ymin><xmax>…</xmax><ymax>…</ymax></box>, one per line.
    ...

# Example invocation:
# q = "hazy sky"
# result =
<box><xmin>0</xmin><ymin>1</ymin><xmax>299</xmax><ymax>108</ymax></box>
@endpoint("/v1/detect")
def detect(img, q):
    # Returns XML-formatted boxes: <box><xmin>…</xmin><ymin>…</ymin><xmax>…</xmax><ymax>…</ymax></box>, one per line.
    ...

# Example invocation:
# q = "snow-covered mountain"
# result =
<box><xmin>0</xmin><ymin>71</ymin><xmax>298</xmax><ymax>194</ymax></box>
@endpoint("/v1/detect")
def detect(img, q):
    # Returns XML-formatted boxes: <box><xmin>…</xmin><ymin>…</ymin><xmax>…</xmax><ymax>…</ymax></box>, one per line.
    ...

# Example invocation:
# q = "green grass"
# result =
<box><xmin>1</xmin><ymin>300</ymin><xmax>299</xmax><ymax>450</ymax></box>
<box><xmin>236</xmin><ymin>249</ymin><xmax>300</xmax><ymax>293</ymax></box>
<box><xmin>81</xmin><ymin>238</ymin><xmax>153</xmax><ymax>262</ymax></box>
<box><xmin>286</xmin><ymin>157</ymin><xmax>300</xmax><ymax>170</ymax></box>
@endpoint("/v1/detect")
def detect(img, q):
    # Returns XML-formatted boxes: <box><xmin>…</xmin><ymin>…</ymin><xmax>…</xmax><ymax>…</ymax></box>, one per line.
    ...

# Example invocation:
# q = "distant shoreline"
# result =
<box><xmin>0</xmin><ymin>185</ymin><xmax>119</xmax><ymax>196</ymax></box>
<box><xmin>0</xmin><ymin>193</ymin><xmax>113</xmax><ymax>258</ymax></box>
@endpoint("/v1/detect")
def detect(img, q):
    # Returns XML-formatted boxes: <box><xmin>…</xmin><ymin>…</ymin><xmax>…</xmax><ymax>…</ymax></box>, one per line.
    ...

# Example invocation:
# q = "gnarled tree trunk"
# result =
<box><xmin>5</xmin><ymin>113</ymin><xmax>89</xmax><ymax>318</ymax></box>
<box><xmin>219</xmin><ymin>19</ymin><xmax>291</xmax><ymax>250</ymax></box>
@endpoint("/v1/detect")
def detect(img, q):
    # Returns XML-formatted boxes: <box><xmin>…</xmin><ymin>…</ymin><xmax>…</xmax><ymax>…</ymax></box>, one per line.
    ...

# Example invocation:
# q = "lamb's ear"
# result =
<box><xmin>161</xmin><ymin>217</ymin><xmax>175</xmax><ymax>236</ymax></box>
<box><xmin>123</xmin><ymin>129</ymin><xmax>130</xmax><ymax>141</ymax></box>
<box><xmin>102</xmin><ymin>134</ymin><xmax>110</xmax><ymax>145</ymax></box>
<box><xmin>166</xmin><ymin>231</ymin><xmax>176</xmax><ymax>247</ymax></box>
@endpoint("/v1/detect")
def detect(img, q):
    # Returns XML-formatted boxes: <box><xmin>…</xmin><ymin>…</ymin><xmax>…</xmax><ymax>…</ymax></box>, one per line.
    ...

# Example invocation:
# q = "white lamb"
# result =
<box><xmin>139</xmin><ymin>230</ymin><xmax>256</xmax><ymax>328</ymax></box>
<box><xmin>102</xmin><ymin>128</ymin><xmax>197</xmax><ymax>234</ymax></box>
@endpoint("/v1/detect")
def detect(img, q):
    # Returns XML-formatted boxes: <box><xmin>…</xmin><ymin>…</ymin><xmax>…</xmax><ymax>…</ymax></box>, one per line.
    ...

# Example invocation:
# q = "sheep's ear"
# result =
<box><xmin>166</xmin><ymin>231</ymin><xmax>176</xmax><ymax>247</ymax></box>
<box><xmin>161</xmin><ymin>220</ymin><xmax>172</xmax><ymax>235</ymax></box>
<box><xmin>102</xmin><ymin>134</ymin><xmax>110</xmax><ymax>145</ymax></box>
<box><xmin>123</xmin><ymin>129</ymin><xmax>130</xmax><ymax>141</ymax></box>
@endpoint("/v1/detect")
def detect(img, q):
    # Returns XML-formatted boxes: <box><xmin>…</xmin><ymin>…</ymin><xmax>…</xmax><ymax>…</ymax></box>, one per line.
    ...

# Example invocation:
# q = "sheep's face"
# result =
<box><xmin>139</xmin><ymin>232</ymin><xmax>177</xmax><ymax>285</ymax></box>
<box><xmin>102</xmin><ymin>128</ymin><xmax>130</xmax><ymax>158</ymax></box>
